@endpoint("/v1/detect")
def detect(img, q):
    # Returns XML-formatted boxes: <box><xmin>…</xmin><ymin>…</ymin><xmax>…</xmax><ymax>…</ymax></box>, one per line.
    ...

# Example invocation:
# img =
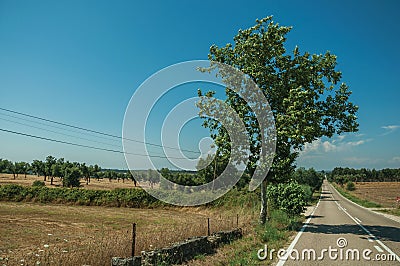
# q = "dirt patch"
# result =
<box><xmin>351</xmin><ymin>182</ymin><xmax>400</xmax><ymax>208</ymax></box>
<box><xmin>0</xmin><ymin>173</ymin><xmax>152</xmax><ymax>190</ymax></box>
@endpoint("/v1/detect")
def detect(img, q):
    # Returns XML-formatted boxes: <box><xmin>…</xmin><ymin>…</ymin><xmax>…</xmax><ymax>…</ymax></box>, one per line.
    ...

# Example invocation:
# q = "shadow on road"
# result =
<box><xmin>320</xmin><ymin>196</ymin><xmax>337</xmax><ymax>201</ymax></box>
<box><xmin>304</xmin><ymin>223</ymin><xmax>400</xmax><ymax>243</ymax></box>
<box><xmin>305</xmin><ymin>215</ymin><xmax>324</xmax><ymax>219</ymax></box>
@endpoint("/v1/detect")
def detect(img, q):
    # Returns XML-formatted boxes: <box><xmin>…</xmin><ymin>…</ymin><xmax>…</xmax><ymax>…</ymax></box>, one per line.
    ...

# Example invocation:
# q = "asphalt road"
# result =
<box><xmin>271</xmin><ymin>180</ymin><xmax>400</xmax><ymax>265</ymax></box>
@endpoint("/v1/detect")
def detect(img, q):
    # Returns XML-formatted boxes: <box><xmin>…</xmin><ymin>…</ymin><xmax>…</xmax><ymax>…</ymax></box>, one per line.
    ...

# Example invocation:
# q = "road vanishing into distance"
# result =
<box><xmin>273</xmin><ymin>180</ymin><xmax>400</xmax><ymax>265</ymax></box>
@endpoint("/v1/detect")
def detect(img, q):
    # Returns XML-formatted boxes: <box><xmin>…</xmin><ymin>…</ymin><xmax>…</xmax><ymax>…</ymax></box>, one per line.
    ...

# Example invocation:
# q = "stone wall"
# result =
<box><xmin>111</xmin><ymin>228</ymin><xmax>242</xmax><ymax>266</ymax></box>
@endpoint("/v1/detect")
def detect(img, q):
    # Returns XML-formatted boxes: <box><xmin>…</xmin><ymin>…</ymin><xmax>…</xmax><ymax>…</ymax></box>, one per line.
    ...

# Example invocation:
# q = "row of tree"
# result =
<box><xmin>0</xmin><ymin>156</ymin><xmax>138</xmax><ymax>187</ymax></box>
<box><xmin>0</xmin><ymin>156</ymin><xmax>327</xmax><ymax>192</ymax></box>
<box><xmin>328</xmin><ymin>167</ymin><xmax>400</xmax><ymax>183</ymax></box>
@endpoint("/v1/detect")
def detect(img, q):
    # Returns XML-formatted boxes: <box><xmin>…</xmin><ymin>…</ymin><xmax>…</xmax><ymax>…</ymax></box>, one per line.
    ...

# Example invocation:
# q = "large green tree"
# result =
<box><xmin>199</xmin><ymin>17</ymin><xmax>358</xmax><ymax>224</ymax></box>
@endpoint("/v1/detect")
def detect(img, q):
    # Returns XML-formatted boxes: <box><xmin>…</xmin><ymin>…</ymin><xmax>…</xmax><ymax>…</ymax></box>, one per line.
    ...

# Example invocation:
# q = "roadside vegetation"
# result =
<box><xmin>328</xmin><ymin>167</ymin><xmax>400</xmax><ymax>183</ymax></box>
<box><xmin>378</xmin><ymin>208</ymin><xmax>400</xmax><ymax>217</ymax></box>
<box><xmin>332</xmin><ymin>183</ymin><xmax>382</xmax><ymax>208</ymax></box>
<box><xmin>328</xmin><ymin>167</ymin><xmax>400</xmax><ymax>211</ymax></box>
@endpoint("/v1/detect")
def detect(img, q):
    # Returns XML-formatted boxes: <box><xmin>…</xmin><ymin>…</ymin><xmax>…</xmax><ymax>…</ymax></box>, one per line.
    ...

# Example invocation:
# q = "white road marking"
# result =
<box><xmin>330</xmin><ymin>184</ymin><xmax>400</xmax><ymax>263</ymax></box>
<box><xmin>354</xmin><ymin>217</ymin><xmax>362</xmax><ymax>223</ymax></box>
<box><xmin>374</xmin><ymin>245</ymin><xmax>384</xmax><ymax>253</ymax></box>
<box><xmin>367</xmin><ymin>237</ymin><xmax>374</xmax><ymax>243</ymax></box>
<box><xmin>276</xmin><ymin>193</ymin><xmax>322</xmax><ymax>266</ymax></box>
<box><xmin>336</xmin><ymin>202</ymin><xmax>344</xmax><ymax>211</ymax></box>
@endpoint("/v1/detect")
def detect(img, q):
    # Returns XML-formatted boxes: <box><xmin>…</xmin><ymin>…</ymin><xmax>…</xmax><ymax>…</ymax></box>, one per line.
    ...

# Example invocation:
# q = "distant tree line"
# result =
<box><xmin>1</xmin><ymin>155</ymin><xmax>329</xmax><ymax>200</ymax></box>
<box><xmin>328</xmin><ymin>167</ymin><xmax>400</xmax><ymax>184</ymax></box>
<box><xmin>0</xmin><ymin>156</ymin><xmax>138</xmax><ymax>188</ymax></box>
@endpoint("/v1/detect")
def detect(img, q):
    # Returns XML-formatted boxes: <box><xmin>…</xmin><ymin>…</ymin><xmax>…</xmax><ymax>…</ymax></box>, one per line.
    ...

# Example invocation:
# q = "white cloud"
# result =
<box><xmin>381</xmin><ymin>125</ymin><xmax>400</xmax><ymax>135</ymax></box>
<box><xmin>382</xmin><ymin>125</ymin><xmax>400</xmax><ymax>130</ymax></box>
<box><xmin>299</xmin><ymin>135</ymin><xmax>370</xmax><ymax>155</ymax></box>
<box><xmin>302</xmin><ymin>139</ymin><xmax>322</xmax><ymax>154</ymax></box>
<box><xmin>347</xmin><ymin>140</ymin><xmax>365</xmax><ymax>146</ymax></box>
<box><xmin>390</xmin><ymin>156</ymin><xmax>400</xmax><ymax>163</ymax></box>
<box><xmin>322</xmin><ymin>141</ymin><xmax>337</xmax><ymax>152</ymax></box>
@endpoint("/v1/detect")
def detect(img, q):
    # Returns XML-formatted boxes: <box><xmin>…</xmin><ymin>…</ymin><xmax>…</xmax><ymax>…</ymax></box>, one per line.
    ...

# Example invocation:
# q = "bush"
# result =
<box><xmin>267</xmin><ymin>181</ymin><xmax>308</xmax><ymax>216</ymax></box>
<box><xmin>346</xmin><ymin>181</ymin><xmax>355</xmax><ymax>191</ymax></box>
<box><xmin>0</xmin><ymin>184</ymin><xmax>160</xmax><ymax>207</ymax></box>
<box><xmin>32</xmin><ymin>180</ymin><xmax>45</xmax><ymax>187</ymax></box>
<box><xmin>300</xmin><ymin>185</ymin><xmax>313</xmax><ymax>203</ymax></box>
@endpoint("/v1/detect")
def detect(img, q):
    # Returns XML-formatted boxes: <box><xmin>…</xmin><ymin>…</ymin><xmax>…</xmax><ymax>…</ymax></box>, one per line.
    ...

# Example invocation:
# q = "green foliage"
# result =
<box><xmin>0</xmin><ymin>184</ymin><xmax>160</xmax><ymax>207</ymax></box>
<box><xmin>210</xmin><ymin>187</ymin><xmax>259</xmax><ymax>209</ymax></box>
<box><xmin>329</xmin><ymin>167</ymin><xmax>400</xmax><ymax>182</ymax></box>
<box><xmin>292</xmin><ymin>167</ymin><xmax>324</xmax><ymax>192</ymax></box>
<box><xmin>346</xmin><ymin>181</ymin><xmax>355</xmax><ymax>191</ymax></box>
<box><xmin>63</xmin><ymin>167</ymin><xmax>81</xmax><ymax>187</ymax></box>
<box><xmin>261</xmin><ymin>222</ymin><xmax>286</xmax><ymax>243</ymax></box>
<box><xmin>300</xmin><ymin>184</ymin><xmax>313</xmax><ymax>202</ymax></box>
<box><xmin>199</xmin><ymin>16</ymin><xmax>359</xmax><ymax>186</ymax></box>
<box><xmin>267</xmin><ymin>181</ymin><xmax>309</xmax><ymax>216</ymax></box>
<box><xmin>378</xmin><ymin>208</ymin><xmax>400</xmax><ymax>217</ymax></box>
<box><xmin>32</xmin><ymin>180</ymin><xmax>45</xmax><ymax>187</ymax></box>
<box><xmin>0</xmin><ymin>159</ymin><xmax>13</xmax><ymax>174</ymax></box>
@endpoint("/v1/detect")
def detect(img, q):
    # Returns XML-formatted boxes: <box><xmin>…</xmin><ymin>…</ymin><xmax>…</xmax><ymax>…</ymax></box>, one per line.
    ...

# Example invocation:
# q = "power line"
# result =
<box><xmin>0</xmin><ymin>128</ymin><xmax>196</xmax><ymax>160</ymax></box>
<box><xmin>0</xmin><ymin>107</ymin><xmax>200</xmax><ymax>154</ymax></box>
<box><xmin>0</xmin><ymin>116</ymin><xmax>182</xmax><ymax>157</ymax></box>
<box><xmin>0</xmin><ymin>112</ymin><xmax>120</xmax><ymax>143</ymax></box>
<box><xmin>0</xmin><ymin>116</ymin><xmax>122</xmax><ymax>149</ymax></box>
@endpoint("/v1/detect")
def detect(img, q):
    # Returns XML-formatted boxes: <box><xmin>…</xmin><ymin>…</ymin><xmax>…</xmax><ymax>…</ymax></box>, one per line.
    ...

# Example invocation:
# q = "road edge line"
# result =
<box><xmin>330</xmin><ymin>183</ymin><xmax>400</xmax><ymax>262</ymax></box>
<box><xmin>275</xmin><ymin>190</ymin><xmax>322</xmax><ymax>266</ymax></box>
<box><xmin>328</xmin><ymin>182</ymin><xmax>400</xmax><ymax>225</ymax></box>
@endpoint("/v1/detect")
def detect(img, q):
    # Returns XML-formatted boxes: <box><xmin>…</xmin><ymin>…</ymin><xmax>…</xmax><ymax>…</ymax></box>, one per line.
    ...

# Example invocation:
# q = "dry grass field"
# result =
<box><xmin>351</xmin><ymin>182</ymin><xmax>400</xmax><ymax>208</ymax></box>
<box><xmin>0</xmin><ymin>173</ymin><xmax>258</xmax><ymax>265</ymax></box>
<box><xmin>0</xmin><ymin>173</ymin><xmax>152</xmax><ymax>190</ymax></box>
<box><xmin>0</xmin><ymin>201</ymin><xmax>251</xmax><ymax>266</ymax></box>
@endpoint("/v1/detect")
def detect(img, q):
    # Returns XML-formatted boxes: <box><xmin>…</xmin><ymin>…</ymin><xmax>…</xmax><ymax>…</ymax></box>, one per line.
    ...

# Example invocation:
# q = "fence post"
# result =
<box><xmin>131</xmin><ymin>223</ymin><xmax>136</xmax><ymax>257</ymax></box>
<box><xmin>207</xmin><ymin>218</ymin><xmax>210</xmax><ymax>236</ymax></box>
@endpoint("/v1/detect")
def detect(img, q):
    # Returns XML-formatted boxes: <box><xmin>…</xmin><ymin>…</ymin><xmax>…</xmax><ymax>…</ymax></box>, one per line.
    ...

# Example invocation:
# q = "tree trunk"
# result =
<box><xmin>50</xmin><ymin>176</ymin><xmax>54</xmax><ymax>185</ymax></box>
<box><xmin>259</xmin><ymin>180</ymin><xmax>268</xmax><ymax>225</ymax></box>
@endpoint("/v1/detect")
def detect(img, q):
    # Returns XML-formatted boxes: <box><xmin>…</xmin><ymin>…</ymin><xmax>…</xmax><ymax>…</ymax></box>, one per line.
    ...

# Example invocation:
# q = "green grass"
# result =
<box><xmin>0</xmin><ymin>184</ymin><xmax>162</xmax><ymax>208</ymax></box>
<box><xmin>332</xmin><ymin>183</ymin><xmax>382</xmax><ymax>208</ymax></box>
<box><xmin>227</xmin><ymin>210</ymin><xmax>304</xmax><ymax>265</ymax></box>
<box><xmin>377</xmin><ymin>208</ymin><xmax>400</xmax><ymax>217</ymax></box>
<box><xmin>308</xmin><ymin>188</ymin><xmax>322</xmax><ymax>205</ymax></box>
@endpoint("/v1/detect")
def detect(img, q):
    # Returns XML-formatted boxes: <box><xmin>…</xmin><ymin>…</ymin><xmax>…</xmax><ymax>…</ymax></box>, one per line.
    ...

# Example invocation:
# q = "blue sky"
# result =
<box><xmin>0</xmin><ymin>0</ymin><xmax>399</xmax><ymax>170</ymax></box>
